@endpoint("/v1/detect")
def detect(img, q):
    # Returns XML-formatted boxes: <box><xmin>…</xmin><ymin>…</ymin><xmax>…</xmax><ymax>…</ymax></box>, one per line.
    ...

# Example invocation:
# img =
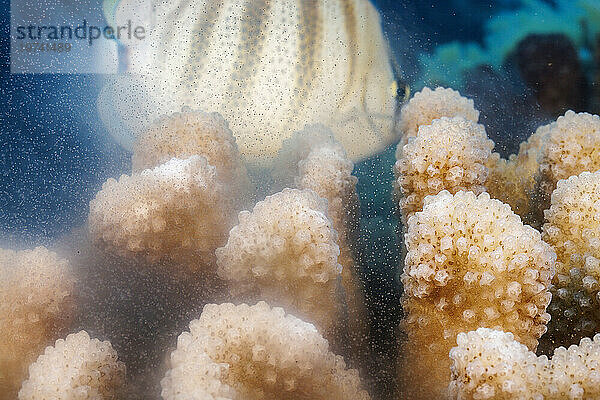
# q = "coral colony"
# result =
<box><xmin>4</xmin><ymin>1</ymin><xmax>600</xmax><ymax>400</ymax></box>
<box><xmin>6</xmin><ymin>86</ymin><xmax>600</xmax><ymax>400</ymax></box>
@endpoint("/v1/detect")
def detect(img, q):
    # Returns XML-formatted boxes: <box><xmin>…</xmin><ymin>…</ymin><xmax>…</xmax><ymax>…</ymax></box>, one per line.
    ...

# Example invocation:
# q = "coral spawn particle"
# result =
<box><xmin>399</xmin><ymin>190</ymin><xmax>555</xmax><ymax>399</ymax></box>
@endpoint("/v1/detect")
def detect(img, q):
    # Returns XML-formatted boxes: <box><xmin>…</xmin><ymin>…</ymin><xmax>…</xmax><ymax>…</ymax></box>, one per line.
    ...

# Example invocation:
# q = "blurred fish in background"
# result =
<box><xmin>97</xmin><ymin>0</ymin><xmax>402</xmax><ymax>165</ymax></box>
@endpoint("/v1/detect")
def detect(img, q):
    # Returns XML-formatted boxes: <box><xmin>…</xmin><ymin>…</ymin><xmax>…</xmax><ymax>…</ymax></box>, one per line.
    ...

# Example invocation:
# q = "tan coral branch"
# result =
<box><xmin>161</xmin><ymin>302</ymin><xmax>370</xmax><ymax>400</ymax></box>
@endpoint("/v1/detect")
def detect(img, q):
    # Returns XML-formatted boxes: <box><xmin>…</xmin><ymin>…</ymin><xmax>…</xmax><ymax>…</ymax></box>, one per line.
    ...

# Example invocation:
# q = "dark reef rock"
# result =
<box><xmin>514</xmin><ymin>33</ymin><xmax>588</xmax><ymax>116</ymax></box>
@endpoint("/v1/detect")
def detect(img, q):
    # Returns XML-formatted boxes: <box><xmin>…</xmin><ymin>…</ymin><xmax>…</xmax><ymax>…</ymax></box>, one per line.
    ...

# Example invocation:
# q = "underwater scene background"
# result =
<box><xmin>1</xmin><ymin>0</ymin><xmax>600</xmax><ymax>399</ymax></box>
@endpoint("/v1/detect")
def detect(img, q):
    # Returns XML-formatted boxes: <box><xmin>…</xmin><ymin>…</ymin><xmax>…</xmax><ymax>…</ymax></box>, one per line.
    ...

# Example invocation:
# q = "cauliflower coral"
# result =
<box><xmin>536</xmin><ymin>111</ymin><xmax>600</xmax><ymax>212</ymax></box>
<box><xmin>215</xmin><ymin>189</ymin><xmax>344</xmax><ymax>338</ymax></box>
<box><xmin>0</xmin><ymin>246</ymin><xmax>75</xmax><ymax>398</ymax></box>
<box><xmin>132</xmin><ymin>109</ymin><xmax>249</xmax><ymax>196</ymax></box>
<box><xmin>89</xmin><ymin>156</ymin><xmax>236</xmax><ymax>268</ymax></box>
<box><xmin>274</xmin><ymin>125</ymin><xmax>360</xmax><ymax>253</ymax></box>
<box><xmin>397</xmin><ymin>91</ymin><xmax>600</xmax><ymax>232</ymax></box>
<box><xmin>394</xmin><ymin>116</ymin><xmax>495</xmax><ymax>223</ymax></box>
<box><xmin>398</xmin><ymin>87</ymin><xmax>480</xmax><ymax>144</ymax></box>
<box><xmin>395</xmin><ymin>89</ymin><xmax>600</xmax><ymax>398</ymax></box>
<box><xmin>449</xmin><ymin>328</ymin><xmax>600</xmax><ymax>400</ymax></box>
<box><xmin>543</xmin><ymin>170</ymin><xmax>600</xmax><ymax>346</ymax></box>
<box><xmin>19</xmin><ymin>331</ymin><xmax>126</xmax><ymax>400</ymax></box>
<box><xmin>399</xmin><ymin>190</ymin><xmax>555</xmax><ymax>399</ymax></box>
<box><xmin>160</xmin><ymin>301</ymin><xmax>370</xmax><ymax>400</ymax></box>
<box><xmin>484</xmin><ymin>110</ymin><xmax>600</xmax><ymax>229</ymax></box>
<box><xmin>274</xmin><ymin>124</ymin><xmax>367</xmax><ymax>362</ymax></box>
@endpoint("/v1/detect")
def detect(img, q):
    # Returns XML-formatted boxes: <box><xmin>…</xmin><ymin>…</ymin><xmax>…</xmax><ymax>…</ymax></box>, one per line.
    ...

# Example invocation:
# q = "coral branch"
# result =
<box><xmin>215</xmin><ymin>189</ymin><xmax>344</xmax><ymax>338</ymax></box>
<box><xmin>161</xmin><ymin>302</ymin><xmax>370</xmax><ymax>400</ymax></box>
<box><xmin>0</xmin><ymin>246</ymin><xmax>75</xmax><ymax>397</ymax></box>
<box><xmin>274</xmin><ymin>124</ymin><xmax>368</xmax><ymax>363</ymax></box>
<box><xmin>399</xmin><ymin>191</ymin><xmax>555</xmax><ymax>399</ymax></box>
<box><xmin>19</xmin><ymin>331</ymin><xmax>125</xmax><ymax>400</ymax></box>
<box><xmin>398</xmin><ymin>87</ymin><xmax>480</xmax><ymax>146</ymax></box>
<box><xmin>449</xmin><ymin>328</ymin><xmax>600</xmax><ymax>400</ymax></box>
<box><xmin>89</xmin><ymin>156</ymin><xmax>236</xmax><ymax>268</ymax></box>
<box><xmin>535</xmin><ymin>111</ymin><xmax>600</xmax><ymax>215</ymax></box>
<box><xmin>543</xmin><ymin>170</ymin><xmax>600</xmax><ymax>346</ymax></box>
<box><xmin>394</xmin><ymin>116</ymin><xmax>495</xmax><ymax>224</ymax></box>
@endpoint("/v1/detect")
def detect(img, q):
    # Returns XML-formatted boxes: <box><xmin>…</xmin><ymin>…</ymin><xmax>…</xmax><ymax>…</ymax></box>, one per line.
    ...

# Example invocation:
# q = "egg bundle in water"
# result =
<box><xmin>98</xmin><ymin>0</ymin><xmax>400</xmax><ymax>165</ymax></box>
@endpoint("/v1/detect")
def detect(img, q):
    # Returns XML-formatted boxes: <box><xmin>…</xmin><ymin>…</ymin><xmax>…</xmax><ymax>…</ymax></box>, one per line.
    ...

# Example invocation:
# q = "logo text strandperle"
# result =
<box><xmin>13</xmin><ymin>19</ymin><xmax>145</xmax><ymax>46</ymax></box>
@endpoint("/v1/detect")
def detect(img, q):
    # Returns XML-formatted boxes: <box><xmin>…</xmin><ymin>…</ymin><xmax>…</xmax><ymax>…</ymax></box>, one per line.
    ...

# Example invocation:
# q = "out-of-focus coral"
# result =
<box><xmin>215</xmin><ymin>189</ymin><xmax>344</xmax><ymax>338</ymax></box>
<box><xmin>296</xmin><ymin>144</ymin><xmax>360</xmax><ymax>247</ymax></box>
<box><xmin>515</xmin><ymin>34</ymin><xmax>587</xmax><ymax>115</ymax></box>
<box><xmin>54</xmin><ymin>226</ymin><xmax>232</xmax><ymax>399</ymax></box>
<box><xmin>0</xmin><ymin>246</ymin><xmax>75</xmax><ymax>398</ymax></box>
<box><xmin>398</xmin><ymin>87</ymin><xmax>480</xmax><ymax>145</ymax></box>
<box><xmin>448</xmin><ymin>328</ymin><xmax>600</xmax><ymax>400</ymax></box>
<box><xmin>272</xmin><ymin>124</ymin><xmax>343</xmax><ymax>185</ymax></box>
<box><xmin>160</xmin><ymin>301</ymin><xmax>370</xmax><ymax>400</ymax></box>
<box><xmin>394</xmin><ymin>116</ymin><xmax>494</xmax><ymax>223</ymax></box>
<box><xmin>535</xmin><ymin>111</ymin><xmax>600</xmax><ymax>214</ymax></box>
<box><xmin>19</xmin><ymin>330</ymin><xmax>125</xmax><ymax>400</ymax></box>
<box><xmin>89</xmin><ymin>156</ymin><xmax>236</xmax><ymax>267</ymax></box>
<box><xmin>486</xmin><ymin>157</ymin><xmax>527</xmax><ymax>219</ymax></box>
<box><xmin>273</xmin><ymin>126</ymin><xmax>360</xmax><ymax>258</ymax></box>
<box><xmin>399</xmin><ymin>191</ymin><xmax>555</xmax><ymax>399</ymax></box>
<box><xmin>132</xmin><ymin>109</ymin><xmax>249</xmax><ymax>196</ymax></box>
<box><xmin>543</xmin><ymin>171</ymin><xmax>600</xmax><ymax>346</ymax></box>
<box><xmin>274</xmin><ymin>124</ymin><xmax>368</xmax><ymax>363</ymax></box>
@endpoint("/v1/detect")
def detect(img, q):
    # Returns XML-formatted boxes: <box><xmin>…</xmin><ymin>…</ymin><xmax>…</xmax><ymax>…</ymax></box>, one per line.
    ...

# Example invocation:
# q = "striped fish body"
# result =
<box><xmin>100</xmin><ymin>0</ymin><xmax>398</xmax><ymax>164</ymax></box>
